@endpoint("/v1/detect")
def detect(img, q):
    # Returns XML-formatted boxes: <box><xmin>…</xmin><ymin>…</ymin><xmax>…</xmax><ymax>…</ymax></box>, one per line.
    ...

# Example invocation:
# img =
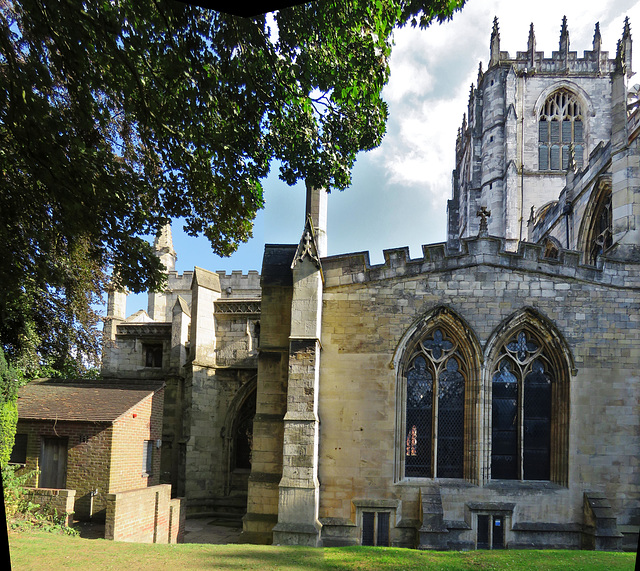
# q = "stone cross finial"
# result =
<box><xmin>477</xmin><ymin>206</ymin><xmax>491</xmax><ymax>237</ymax></box>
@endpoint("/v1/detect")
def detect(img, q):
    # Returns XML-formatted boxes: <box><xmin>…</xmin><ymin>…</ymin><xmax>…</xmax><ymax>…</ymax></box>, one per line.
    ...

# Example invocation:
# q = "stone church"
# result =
<box><xmin>102</xmin><ymin>18</ymin><xmax>639</xmax><ymax>550</ymax></box>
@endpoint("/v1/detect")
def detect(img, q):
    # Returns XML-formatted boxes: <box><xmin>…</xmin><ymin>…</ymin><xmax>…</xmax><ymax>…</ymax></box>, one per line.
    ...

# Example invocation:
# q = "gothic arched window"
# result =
<box><xmin>587</xmin><ymin>184</ymin><xmax>612</xmax><ymax>265</ymax></box>
<box><xmin>538</xmin><ymin>90</ymin><xmax>584</xmax><ymax>171</ymax></box>
<box><xmin>491</xmin><ymin>330</ymin><xmax>551</xmax><ymax>480</ymax></box>
<box><xmin>404</xmin><ymin>328</ymin><xmax>467</xmax><ymax>479</ymax></box>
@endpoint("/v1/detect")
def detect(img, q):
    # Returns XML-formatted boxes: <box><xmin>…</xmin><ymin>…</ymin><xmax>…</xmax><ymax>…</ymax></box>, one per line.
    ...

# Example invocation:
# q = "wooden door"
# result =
<box><xmin>39</xmin><ymin>437</ymin><xmax>68</xmax><ymax>489</ymax></box>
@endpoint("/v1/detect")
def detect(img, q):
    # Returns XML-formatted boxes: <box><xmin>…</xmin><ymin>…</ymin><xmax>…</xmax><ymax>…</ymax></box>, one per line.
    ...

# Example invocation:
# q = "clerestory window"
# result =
<box><xmin>538</xmin><ymin>90</ymin><xmax>584</xmax><ymax>171</ymax></box>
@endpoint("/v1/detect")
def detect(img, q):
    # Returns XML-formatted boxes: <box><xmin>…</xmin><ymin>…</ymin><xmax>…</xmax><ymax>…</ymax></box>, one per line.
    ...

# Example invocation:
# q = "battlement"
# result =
<box><xmin>501</xmin><ymin>49</ymin><xmax>615</xmax><ymax>75</ymax></box>
<box><xmin>217</xmin><ymin>270</ymin><xmax>261</xmax><ymax>298</ymax></box>
<box><xmin>321</xmin><ymin>235</ymin><xmax>640</xmax><ymax>290</ymax></box>
<box><xmin>166</xmin><ymin>270</ymin><xmax>194</xmax><ymax>291</ymax></box>
<box><xmin>487</xmin><ymin>17</ymin><xmax>629</xmax><ymax>77</ymax></box>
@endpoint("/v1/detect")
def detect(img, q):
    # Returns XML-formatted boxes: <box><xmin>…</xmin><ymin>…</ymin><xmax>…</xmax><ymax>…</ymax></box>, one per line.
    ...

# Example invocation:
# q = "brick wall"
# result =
<box><xmin>105</xmin><ymin>484</ymin><xmax>185</xmax><ymax>543</ymax></box>
<box><xmin>109</xmin><ymin>388</ymin><xmax>164</xmax><ymax>493</ymax></box>
<box><xmin>15</xmin><ymin>420</ymin><xmax>112</xmax><ymax>520</ymax></box>
<box><xmin>24</xmin><ymin>488</ymin><xmax>76</xmax><ymax>526</ymax></box>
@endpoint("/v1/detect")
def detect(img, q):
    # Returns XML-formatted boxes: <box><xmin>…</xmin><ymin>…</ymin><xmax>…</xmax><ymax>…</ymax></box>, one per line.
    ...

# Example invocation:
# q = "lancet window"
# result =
<box><xmin>587</xmin><ymin>185</ymin><xmax>612</xmax><ymax>264</ymax></box>
<box><xmin>404</xmin><ymin>328</ymin><xmax>466</xmax><ymax>478</ymax></box>
<box><xmin>491</xmin><ymin>329</ymin><xmax>554</xmax><ymax>481</ymax></box>
<box><xmin>538</xmin><ymin>90</ymin><xmax>584</xmax><ymax>171</ymax></box>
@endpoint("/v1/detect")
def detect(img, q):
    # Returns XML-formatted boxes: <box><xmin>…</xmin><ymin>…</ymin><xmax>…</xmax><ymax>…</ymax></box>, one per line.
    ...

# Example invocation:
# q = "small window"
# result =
<box><xmin>144</xmin><ymin>345</ymin><xmax>163</xmax><ymax>368</ymax></box>
<box><xmin>9</xmin><ymin>434</ymin><xmax>28</xmax><ymax>465</ymax></box>
<box><xmin>361</xmin><ymin>511</ymin><xmax>390</xmax><ymax>546</ymax></box>
<box><xmin>143</xmin><ymin>440</ymin><xmax>153</xmax><ymax>475</ymax></box>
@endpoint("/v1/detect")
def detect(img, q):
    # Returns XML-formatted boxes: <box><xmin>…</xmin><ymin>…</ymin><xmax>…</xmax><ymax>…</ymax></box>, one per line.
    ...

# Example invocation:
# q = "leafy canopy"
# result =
<box><xmin>0</xmin><ymin>0</ymin><xmax>465</xmax><ymax>367</ymax></box>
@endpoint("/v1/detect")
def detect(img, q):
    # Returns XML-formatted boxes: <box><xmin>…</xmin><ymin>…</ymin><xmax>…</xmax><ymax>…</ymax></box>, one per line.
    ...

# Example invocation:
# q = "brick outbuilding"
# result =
<box><xmin>13</xmin><ymin>379</ymin><xmax>164</xmax><ymax>522</ymax></box>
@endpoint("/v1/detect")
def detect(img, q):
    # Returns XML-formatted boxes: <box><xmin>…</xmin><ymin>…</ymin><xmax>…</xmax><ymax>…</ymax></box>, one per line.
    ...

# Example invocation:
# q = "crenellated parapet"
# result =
<box><xmin>491</xmin><ymin>17</ymin><xmax>621</xmax><ymax>76</ymax></box>
<box><xmin>321</xmin><ymin>236</ymin><xmax>640</xmax><ymax>290</ymax></box>
<box><xmin>217</xmin><ymin>270</ymin><xmax>262</xmax><ymax>299</ymax></box>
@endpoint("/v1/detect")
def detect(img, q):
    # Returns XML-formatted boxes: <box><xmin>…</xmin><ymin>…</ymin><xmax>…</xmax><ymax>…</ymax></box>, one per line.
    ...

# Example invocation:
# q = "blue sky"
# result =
<box><xmin>124</xmin><ymin>0</ymin><xmax>640</xmax><ymax>315</ymax></box>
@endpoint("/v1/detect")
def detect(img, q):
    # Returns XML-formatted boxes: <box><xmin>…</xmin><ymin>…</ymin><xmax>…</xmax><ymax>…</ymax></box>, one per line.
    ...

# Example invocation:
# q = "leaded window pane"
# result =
<box><xmin>575</xmin><ymin>145</ymin><xmax>584</xmax><ymax>168</ymax></box>
<box><xmin>437</xmin><ymin>357</ymin><xmax>465</xmax><ymax>478</ymax></box>
<box><xmin>405</xmin><ymin>356</ymin><xmax>432</xmax><ymax>477</ymax></box>
<box><xmin>523</xmin><ymin>360</ymin><xmax>551</xmax><ymax>480</ymax></box>
<box><xmin>362</xmin><ymin>512</ymin><xmax>375</xmax><ymax>546</ymax></box>
<box><xmin>538</xmin><ymin>120</ymin><xmax>548</xmax><ymax>142</ymax></box>
<box><xmin>574</xmin><ymin>120</ymin><xmax>583</xmax><ymax>143</ymax></box>
<box><xmin>550</xmin><ymin>145</ymin><xmax>560</xmax><ymax>170</ymax></box>
<box><xmin>491</xmin><ymin>331</ymin><xmax>553</xmax><ymax>482</ymax></box>
<box><xmin>377</xmin><ymin>512</ymin><xmax>390</xmax><ymax>546</ymax></box>
<box><xmin>549</xmin><ymin>121</ymin><xmax>560</xmax><ymax>143</ymax></box>
<box><xmin>491</xmin><ymin>361</ymin><xmax>518</xmax><ymax>480</ymax></box>
<box><xmin>539</xmin><ymin>145</ymin><xmax>549</xmax><ymax>170</ymax></box>
<box><xmin>561</xmin><ymin>120</ymin><xmax>572</xmax><ymax>143</ymax></box>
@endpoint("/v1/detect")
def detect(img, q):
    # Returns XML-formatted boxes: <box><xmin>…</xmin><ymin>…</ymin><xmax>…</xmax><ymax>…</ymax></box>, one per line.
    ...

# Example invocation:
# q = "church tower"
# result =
<box><xmin>448</xmin><ymin>17</ymin><xmax>626</xmax><ymax>251</ymax></box>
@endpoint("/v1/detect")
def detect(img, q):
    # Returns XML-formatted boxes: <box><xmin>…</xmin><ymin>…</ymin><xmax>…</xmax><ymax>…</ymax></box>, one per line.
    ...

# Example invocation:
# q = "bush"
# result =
<box><xmin>3</xmin><ymin>465</ymin><xmax>77</xmax><ymax>536</ymax></box>
<box><xmin>0</xmin><ymin>349</ymin><xmax>20</xmax><ymax>468</ymax></box>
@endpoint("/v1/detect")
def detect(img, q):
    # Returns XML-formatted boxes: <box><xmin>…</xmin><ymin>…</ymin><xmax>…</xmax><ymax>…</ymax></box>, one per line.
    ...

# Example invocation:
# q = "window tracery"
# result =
<box><xmin>588</xmin><ymin>185</ymin><xmax>612</xmax><ymax>264</ymax></box>
<box><xmin>538</xmin><ymin>90</ymin><xmax>584</xmax><ymax>171</ymax></box>
<box><xmin>404</xmin><ymin>328</ymin><xmax>466</xmax><ymax>478</ymax></box>
<box><xmin>491</xmin><ymin>330</ymin><xmax>554</xmax><ymax>481</ymax></box>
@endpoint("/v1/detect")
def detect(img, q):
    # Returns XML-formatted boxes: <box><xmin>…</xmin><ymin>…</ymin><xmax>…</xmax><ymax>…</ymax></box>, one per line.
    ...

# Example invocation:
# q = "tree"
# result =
<box><xmin>0</xmin><ymin>0</ymin><xmax>465</xmax><ymax>367</ymax></box>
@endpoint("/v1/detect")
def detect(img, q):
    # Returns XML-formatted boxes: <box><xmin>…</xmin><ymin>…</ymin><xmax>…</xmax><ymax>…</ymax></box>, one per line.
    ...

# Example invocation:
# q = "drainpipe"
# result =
<box><xmin>89</xmin><ymin>489</ymin><xmax>98</xmax><ymax>520</ymax></box>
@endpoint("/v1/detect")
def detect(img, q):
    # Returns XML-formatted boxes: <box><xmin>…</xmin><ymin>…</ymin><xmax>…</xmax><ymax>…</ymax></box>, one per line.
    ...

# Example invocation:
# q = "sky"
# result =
<box><xmin>124</xmin><ymin>0</ymin><xmax>640</xmax><ymax>315</ymax></box>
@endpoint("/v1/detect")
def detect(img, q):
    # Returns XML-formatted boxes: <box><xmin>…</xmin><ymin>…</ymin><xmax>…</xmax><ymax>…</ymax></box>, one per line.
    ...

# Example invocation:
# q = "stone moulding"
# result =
<box><xmin>116</xmin><ymin>322</ymin><xmax>172</xmax><ymax>338</ymax></box>
<box><xmin>214</xmin><ymin>300</ymin><xmax>261</xmax><ymax>315</ymax></box>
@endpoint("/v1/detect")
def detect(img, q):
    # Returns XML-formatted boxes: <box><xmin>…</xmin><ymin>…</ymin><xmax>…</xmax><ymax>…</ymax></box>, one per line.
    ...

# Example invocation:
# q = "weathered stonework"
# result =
<box><xmin>99</xmin><ymin>18</ymin><xmax>639</xmax><ymax>552</ymax></box>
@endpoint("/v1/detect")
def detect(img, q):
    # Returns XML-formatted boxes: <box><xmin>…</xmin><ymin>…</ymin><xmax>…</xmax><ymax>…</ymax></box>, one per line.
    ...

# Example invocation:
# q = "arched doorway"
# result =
<box><xmin>223</xmin><ymin>379</ymin><xmax>257</xmax><ymax>498</ymax></box>
<box><xmin>232</xmin><ymin>390</ymin><xmax>255</xmax><ymax>473</ymax></box>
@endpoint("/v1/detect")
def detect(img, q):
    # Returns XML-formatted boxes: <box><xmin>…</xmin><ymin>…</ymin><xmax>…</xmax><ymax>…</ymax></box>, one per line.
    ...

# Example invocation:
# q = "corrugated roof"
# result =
<box><xmin>17</xmin><ymin>379</ymin><xmax>163</xmax><ymax>423</ymax></box>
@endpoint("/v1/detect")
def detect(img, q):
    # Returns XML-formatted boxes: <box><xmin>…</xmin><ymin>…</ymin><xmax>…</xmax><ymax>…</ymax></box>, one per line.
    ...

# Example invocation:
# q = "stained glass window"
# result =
<box><xmin>491</xmin><ymin>330</ymin><xmax>552</xmax><ymax>481</ymax></box>
<box><xmin>405</xmin><ymin>328</ymin><xmax>465</xmax><ymax>478</ymax></box>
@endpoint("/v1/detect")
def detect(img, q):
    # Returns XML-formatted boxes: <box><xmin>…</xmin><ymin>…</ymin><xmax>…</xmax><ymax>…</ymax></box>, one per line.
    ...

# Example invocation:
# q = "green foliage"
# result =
<box><xmin>2</xmin><ymin>464</ymin><xmax>36</xmax><ymax>520</ymax></box>
<box><xmin>3</xmin><ymin>465</ymin><xmax>78</xmax><ymax>536</ymax></box>
<box><xmin>0</xmin><ymin>0</ymin><xmax>465</xmax><ymax>368</ymax></box>
<box><xmin>0</xmin><ymin>348</ymin><xmax>21</xmax><ymax>469</ymax></box>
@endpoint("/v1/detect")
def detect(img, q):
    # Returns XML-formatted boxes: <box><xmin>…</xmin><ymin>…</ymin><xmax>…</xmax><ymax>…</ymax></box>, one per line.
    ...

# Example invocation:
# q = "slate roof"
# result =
<box><xmin>17</xmin><ymin>379</ymin><xmax>163</xmax><ymax>423</ymax></box>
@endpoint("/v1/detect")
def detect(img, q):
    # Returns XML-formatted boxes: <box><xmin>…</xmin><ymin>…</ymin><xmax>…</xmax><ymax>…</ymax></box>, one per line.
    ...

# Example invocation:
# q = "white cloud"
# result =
<box><xmin>368</xmin><ymin>0</ymin><xmax>640</xmax><ymax>204</ymax></box>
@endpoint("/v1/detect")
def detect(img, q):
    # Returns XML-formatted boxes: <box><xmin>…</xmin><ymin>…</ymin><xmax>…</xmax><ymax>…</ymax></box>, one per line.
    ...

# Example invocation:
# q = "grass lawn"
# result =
<box><xmin>8</xmin><ymin>530</ymin><xmax>637</xmax><ymax>571</ymax></box>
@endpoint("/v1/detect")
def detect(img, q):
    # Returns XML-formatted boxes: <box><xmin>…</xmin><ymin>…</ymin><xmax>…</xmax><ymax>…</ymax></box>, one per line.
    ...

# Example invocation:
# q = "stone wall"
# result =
<box><xmin>316</xmin><ymin>236</ymin><xmax>639</xmax><ymax>548</ymax></box>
